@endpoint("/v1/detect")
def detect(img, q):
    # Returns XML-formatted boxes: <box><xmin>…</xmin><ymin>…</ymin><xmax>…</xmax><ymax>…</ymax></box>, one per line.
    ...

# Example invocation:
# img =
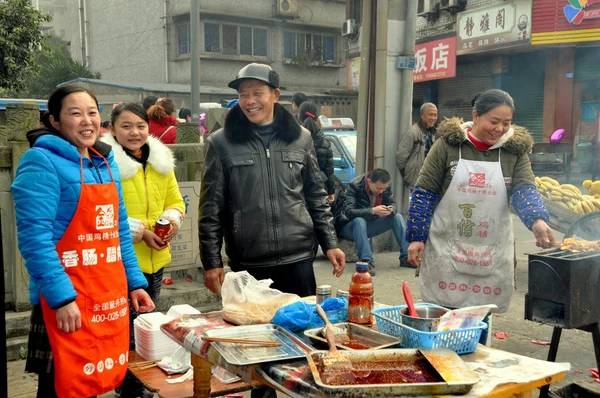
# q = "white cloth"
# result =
<box><xmin>420</xmin><ymin>146</ymin><xmax>514</xmax><ymax>312</ymax></box>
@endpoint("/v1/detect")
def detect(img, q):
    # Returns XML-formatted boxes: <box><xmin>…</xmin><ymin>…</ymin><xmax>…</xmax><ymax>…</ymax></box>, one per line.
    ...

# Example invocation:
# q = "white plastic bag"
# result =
<box><xmin>221</xmin><ymin>271</ymin><xmax>300</xmax><ymax>325</ymax></box>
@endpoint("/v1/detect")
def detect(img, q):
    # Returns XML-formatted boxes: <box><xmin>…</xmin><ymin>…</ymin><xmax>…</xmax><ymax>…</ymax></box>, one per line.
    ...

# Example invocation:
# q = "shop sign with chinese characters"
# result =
<box><xmin>414</xmin><ymin>36</ymin><xmax>457</xmax><ymax>83</ymax></box>
<box><xmin>457</xmin><ymin>0</ymin><xmax>532</xmax><ymax>55</ymax></box>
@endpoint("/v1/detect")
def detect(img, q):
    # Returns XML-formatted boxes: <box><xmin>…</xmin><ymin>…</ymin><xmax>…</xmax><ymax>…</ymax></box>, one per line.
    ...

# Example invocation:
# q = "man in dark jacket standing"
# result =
<box><xmin>336</xmin><ymin>169</ymin><xmax>410</xmax><ymax>275</ymax></box>
<box><xmin>199</xmin><ymin>63</ymin><xmax>346</xmax><ymax>299</ymax></box>
<box><xmin>396</xmin><ymin>102</ymin><xmax>438</xmax><ymax>190</ymax></box>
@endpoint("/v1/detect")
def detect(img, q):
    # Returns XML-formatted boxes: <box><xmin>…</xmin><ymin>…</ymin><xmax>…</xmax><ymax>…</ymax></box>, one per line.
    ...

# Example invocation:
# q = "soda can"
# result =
<box><xmin>154</xmin><ymin>218</ymin><xmax>171</xmax><ymax>240</ymax></box>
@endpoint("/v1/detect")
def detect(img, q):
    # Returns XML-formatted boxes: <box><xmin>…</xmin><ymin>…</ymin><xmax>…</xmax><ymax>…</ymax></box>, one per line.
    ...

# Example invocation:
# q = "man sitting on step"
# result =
<box><xmin>335</xmin><ymin>168</ymin><xmax>411</xmax><ymax>276</ymax></box>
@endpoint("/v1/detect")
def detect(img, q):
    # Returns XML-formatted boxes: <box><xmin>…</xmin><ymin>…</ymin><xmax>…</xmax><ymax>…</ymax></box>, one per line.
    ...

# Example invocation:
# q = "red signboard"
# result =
<box><xmin>533</xmin><ymin>0</ymin><xmax>600</xmax><ymax>33</ymax></box>
<box><xmin>414</xmin><ymin>37</ymin><xmax>457</xmax><ymax>83</ymax></box>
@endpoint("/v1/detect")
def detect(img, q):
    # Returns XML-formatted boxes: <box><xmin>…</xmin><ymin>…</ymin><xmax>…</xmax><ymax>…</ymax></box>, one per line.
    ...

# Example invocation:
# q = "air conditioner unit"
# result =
<box><xmin>274</xmin><ymin>0</ymin><xmax>298</xmax><ymax>17</ymax></box>
<box><xmin>440</xmin><ymin>0</ymin><xmax>458</xmax><ymax>9</ymax></box>
<box><xmin>342</xmin><ymin>19</ymin><xmax>356</xmax><ymax>36</ymax></box>
<box><xmin>418</xmin><ymin>0</ymin><xmax>433</xmax><ymax>15</ymax></box>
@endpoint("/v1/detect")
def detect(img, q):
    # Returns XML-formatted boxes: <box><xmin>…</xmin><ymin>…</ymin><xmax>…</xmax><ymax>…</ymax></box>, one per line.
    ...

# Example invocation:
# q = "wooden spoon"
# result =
<box><xmin>315</xmin><ymin>304</ymin><xmax>353</xmax><ymax>372</ymax></box>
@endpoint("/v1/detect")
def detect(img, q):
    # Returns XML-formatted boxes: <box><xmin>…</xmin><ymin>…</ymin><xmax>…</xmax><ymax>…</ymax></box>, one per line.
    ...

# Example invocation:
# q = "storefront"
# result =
<box><xmin>532</xmin><ymin>0</ymin><xmax>600</xmax><ymax>144</ymax></box>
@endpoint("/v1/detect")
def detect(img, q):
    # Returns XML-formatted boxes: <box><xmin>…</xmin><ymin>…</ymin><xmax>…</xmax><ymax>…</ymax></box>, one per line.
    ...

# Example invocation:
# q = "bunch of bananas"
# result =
<box><xmin>583</xmin><ymin>180</ymin><xmax>600</xmax><ymax>196</ymax></box>
<box><xmin>535</xmin><ymin>176</ymin><xmax>600</xmax><ymax>214</ymax></box>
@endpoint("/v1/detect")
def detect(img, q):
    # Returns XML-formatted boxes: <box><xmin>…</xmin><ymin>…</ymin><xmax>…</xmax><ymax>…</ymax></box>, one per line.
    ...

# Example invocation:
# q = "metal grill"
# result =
<box><xmin>526</xmin><ymin>248</ymin><xmax>600</xmax><ymax>329</ymax></box>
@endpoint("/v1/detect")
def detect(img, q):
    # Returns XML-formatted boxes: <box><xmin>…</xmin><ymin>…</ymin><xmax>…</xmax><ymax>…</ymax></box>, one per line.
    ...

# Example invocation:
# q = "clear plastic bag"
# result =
<box><xmin>221</xmin><ymin>271</ymin><xmax>301</xmax><ymax>325</ymax></box>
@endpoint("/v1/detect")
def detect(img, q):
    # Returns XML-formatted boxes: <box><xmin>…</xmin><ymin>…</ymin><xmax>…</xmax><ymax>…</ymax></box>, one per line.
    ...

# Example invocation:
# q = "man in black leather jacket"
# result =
<box><xmin>199</xmin><ymin>63</ymin><xmax>346</xmax><ymax>298</ymax></box>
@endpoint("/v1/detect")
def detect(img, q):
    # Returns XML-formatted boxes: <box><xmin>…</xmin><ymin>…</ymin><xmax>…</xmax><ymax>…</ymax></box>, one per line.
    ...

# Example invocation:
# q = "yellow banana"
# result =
<box><xmin>535</xmin><ymin>176</ymin><xmax>542</xmax><ymax>186</ymax></box>
<box><xmin>575</xmin><ymin>202</ymin><xmax>585</xmax><ymax>214</ymax></box>
<box><xmin>561</xmin><ymin>184</ymin><xmax>582</xmax><ymax>195</ymax></box>
<box><xmin>581</xmin><ymin>200</ymin><xmax>593</xmax><ymax>214</ymax></box>
<box><xmin>540</xmin><ymin>177</ymin><xmax>560</xmax><ymax>187</ymax></box>
<box><xmin>583</xmin><ymin>180</ymin><xmax>593</xmax><ymax>190</ymax></box>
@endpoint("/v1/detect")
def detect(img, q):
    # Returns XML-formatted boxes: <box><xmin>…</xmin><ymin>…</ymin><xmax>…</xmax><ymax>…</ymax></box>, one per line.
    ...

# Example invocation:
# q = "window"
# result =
<box><xmin>327</xmin><ymin>137</ymin><xmax>343</xmax><ymax>159</ymax></box>
<box><xmin>203</xmin><ymin>22</ymin><xmax>267</xmax><ymax>57</ymax></box>
<box><xmin>283</xmin><ymin>31</ymin><xmax>336</xmax><ymax>63</ymax></box>
<box><xmin>350</xmin><ymin>0</ymin><xmax>363</xmax><ymax>24</ymax></box>
<box><xmin>177</xmin><ymin>23</ymin><xmax>190</xmax><ymax>55</ymax></box>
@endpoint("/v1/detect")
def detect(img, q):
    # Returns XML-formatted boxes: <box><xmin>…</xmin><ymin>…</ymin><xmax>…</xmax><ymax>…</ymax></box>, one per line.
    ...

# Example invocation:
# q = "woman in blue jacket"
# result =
<box><xmin>12</xmin><ymin>86</ymin><xmax>154</xmax><ymax>398</ymax></box>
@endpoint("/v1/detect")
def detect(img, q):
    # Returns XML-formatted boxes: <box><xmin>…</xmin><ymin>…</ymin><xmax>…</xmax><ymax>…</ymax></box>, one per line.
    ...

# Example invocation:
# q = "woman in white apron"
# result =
<box><xmin>406</xmin><ymin>89</ymin><xmax>555</xmax><ymax>342</ymax></box>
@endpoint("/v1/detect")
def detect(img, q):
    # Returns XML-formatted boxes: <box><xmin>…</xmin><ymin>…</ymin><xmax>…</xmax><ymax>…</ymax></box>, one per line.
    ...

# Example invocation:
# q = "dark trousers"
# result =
<box><xmin>235</xmin><ymin>258</ymin><xmax>317</xmax><ymax>297</ymax></box>
<box><xmin>37</xmin><ymin>371</ymin><xmax>97</xmax><ymax>398</ymax></box>
<box><xmin>236</xmin><ymin>259</ymin><xmax>316</xmax><ymax>398</ymax></box>
<box><xmin>118</xmin><ymin>268</ymin><xmax>164</xmax><ymax>398</ymax></box>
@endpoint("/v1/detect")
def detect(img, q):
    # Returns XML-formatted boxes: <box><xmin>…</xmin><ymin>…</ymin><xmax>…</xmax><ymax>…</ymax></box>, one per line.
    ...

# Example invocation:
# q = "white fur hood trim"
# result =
<box><xmin>100</xmin><ymin>133</ymin><xmax>176</xmax><ymax>179</ymax></box>
<box><xmin>460</xmin><ymin>121</ymin><xmax>514</xmax><ymax>151</ymax></box>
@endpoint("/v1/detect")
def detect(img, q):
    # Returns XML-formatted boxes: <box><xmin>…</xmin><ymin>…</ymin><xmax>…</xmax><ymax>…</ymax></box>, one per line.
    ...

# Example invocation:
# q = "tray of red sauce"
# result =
<box><xmin>304</xmin><ymin>322</ymin><xmax>400</xmax><ymax>350</ymax></box>
<box><xmin>306</xmin><ymin>348</ymin><xmax>479</xmax><ymax>396</ymax></box>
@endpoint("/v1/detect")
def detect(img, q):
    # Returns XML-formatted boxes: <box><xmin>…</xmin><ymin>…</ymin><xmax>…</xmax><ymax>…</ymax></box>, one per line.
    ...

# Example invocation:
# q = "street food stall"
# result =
<box><xmin>124</xmin><ymin>271</ymin><xmax>571</xmax><ymax>397</ymax></box>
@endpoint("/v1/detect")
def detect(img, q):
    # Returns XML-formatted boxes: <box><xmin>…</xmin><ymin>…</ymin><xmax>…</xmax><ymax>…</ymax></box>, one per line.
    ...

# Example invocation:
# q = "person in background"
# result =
<box><xmin>12</xmin><ymin>86</ymin><xmax>154</xmax><ymax>398</ymax></box>
<box><xmin>335</xmin><ymin>169</ymin><xmax>411</xmax><ymax>275</ymax></box>
<box><xmin>291</xmin><ymin>92</ymin><xmax>307</xmax><ymax>118</ymax></box>
<box><xmin>103</xmin><ymin>102</ymin><xmax>185</xmax><ymax>398</ymax></box>
<box><xmin>148</xmin><ymin>98</ymin><xmax>178</xmax><ymax>144</ymax></box>
<box><xmin>298</xmin><ymin>101</ymin><xmax>335</xmax><ymax>202</ymax></box>
<box><xmin>142</xmin><ymin>96</ymin><xmax>158</xmax><ymax>111</ymax></box>
<box><xmin>406</xmin><ymin>89</ymin><xmax>555</xmax><ymax>344</ymax></box>
<box><xmin>396</xmin><ymin>102</ymin><xmax>438</xmax><ymax>192</ymax></box>
<box><xmin>178</xmin><ymin>107</ymin><xmax>192</xmax><ymax>122</ymax></box>
<box><xmin>100</xmin><ymin>120</ymin><xmax>110</xmax><ymax>137</ymax></box>
<box><xmin>200</xmin><ymin>62</ymin><xmax>345</xmax><ymax>398</ymax></box>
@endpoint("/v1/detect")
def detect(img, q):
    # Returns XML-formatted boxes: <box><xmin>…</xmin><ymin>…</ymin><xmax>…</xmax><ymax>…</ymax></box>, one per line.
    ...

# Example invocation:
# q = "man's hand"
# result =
<box><xmin>408</xmin><ymin>241</ymin><xmax>425</xmax><ymax>267</ymax></box>
<box><xmin>142</xmin><ymin>229</ymin><xmax>166</xmax><ymax>250</ymax></box>
<box><xmin>56</xmin><ymin>302</ymin><xmax>81</xmax><ymax>333</ymax></box>
<box><xmin>372</xmin><ymin>205</ymin><xmax>392</xmax><ymax>217</ymax></box>
<box><xmin>130</xmin><ymin>289</ymin><xmax>155</xmax><ymax>313</ymax></box>
<box><xmin>327</xmin><ymin>194</ymin><xmax>335</xmax><ymax>203</ymax></box>
<box><xmin>326</xmin><ymin>248</ymin><xmax>346</xmax><ymax>277</ymax></box>
<box><xmin>532</xmin><ymin>219</ymin><xmax>556</xmax><ymax>249</ymax></box>
<box><xmin>204</xmin><ymin>268</ymin><xmax>225</xmax><ymax>294</ymax></box>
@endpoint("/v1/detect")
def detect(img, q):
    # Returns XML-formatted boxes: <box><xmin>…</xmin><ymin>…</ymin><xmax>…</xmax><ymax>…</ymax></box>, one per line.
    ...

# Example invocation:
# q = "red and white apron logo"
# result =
<box><xmin>95</xmin><ymin>204</ymin><xmax>115</xmax><ymax>230</ymax></box>
<box><xmin>468</xmin><ymin>172</ymin><xmax>486</xmax><ymax>188</ymax></box>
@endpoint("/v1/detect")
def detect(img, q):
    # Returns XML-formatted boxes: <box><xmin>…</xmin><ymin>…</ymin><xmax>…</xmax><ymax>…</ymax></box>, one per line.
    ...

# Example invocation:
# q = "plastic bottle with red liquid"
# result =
<box><xmin>348</xmin><ymin>262</ymin><xmax>374</xmax><ymax>325</ymax></box>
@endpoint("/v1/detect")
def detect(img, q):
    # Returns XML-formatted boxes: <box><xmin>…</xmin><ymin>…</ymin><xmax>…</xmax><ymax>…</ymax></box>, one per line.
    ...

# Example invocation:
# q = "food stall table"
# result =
<box><xmin>157</xmin><ymin>312</ymin><xmax>569</xmax><ymax>397</ymax></box>
<box><xmin>127</xmin><ymin>351</ymin><xmax>262</xmax><ymax>397</ymax></box>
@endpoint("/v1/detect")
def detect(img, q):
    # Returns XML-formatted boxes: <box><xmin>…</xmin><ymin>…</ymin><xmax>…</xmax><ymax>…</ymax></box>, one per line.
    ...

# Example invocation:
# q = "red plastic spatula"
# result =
<box><xmin>403</xmin><ymin>281</ymin><xmax>420</xmax><ymax>318</ymax></box>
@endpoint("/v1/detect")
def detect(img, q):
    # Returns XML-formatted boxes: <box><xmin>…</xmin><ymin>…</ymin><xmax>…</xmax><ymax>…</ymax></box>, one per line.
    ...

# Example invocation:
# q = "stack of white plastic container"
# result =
<box><xmin>134</xmin><ymin>312</ymin><xmax>179</xmax><ymax>360</ymax></box>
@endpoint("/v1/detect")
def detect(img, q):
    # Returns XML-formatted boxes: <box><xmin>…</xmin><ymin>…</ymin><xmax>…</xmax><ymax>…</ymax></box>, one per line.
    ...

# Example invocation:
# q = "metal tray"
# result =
<box><xmin>306</xmin><ymin>348</ymin><xmax>479</xmax><ymax>397</ymax></box>
<box><xmin>304</xmin><ymin>323</ymin><xmax>400</xmax><ymax>350</ymax></box>
<box><xmin>203</xmin><ymin>324</ymin><xmax>310</xmax><ymax>366</ymax></box>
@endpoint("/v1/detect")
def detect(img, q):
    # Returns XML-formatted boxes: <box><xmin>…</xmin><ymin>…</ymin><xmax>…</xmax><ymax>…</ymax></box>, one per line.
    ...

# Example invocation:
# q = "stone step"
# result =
<box><xmin>6</xmin><ymin>309</ymin><xmax>31</xmax><ymax>339</ymax></box>
<box><xmin>6</xmin><ymin>336</ymin><xmax>28</xmax><ymax>362</ymax></box>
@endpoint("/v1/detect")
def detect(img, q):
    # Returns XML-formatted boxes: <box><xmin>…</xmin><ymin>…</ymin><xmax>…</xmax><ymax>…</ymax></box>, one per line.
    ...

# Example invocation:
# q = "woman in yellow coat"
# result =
<box><xmin>103</xmin><ymin>102</ymin><xmax>185</xmax><ymax>397</ymax></box>
<box><xmin>103</xmin><ymin>102</ymin><xmax>185</xmax><ymax>301</ymax></box>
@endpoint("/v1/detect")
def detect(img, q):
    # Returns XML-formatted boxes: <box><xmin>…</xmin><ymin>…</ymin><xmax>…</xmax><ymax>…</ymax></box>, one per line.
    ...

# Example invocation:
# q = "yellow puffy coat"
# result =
<box><xmin>101</xmin><ymin>134</ymin><xmax>185</xmax><ymax>274</ymax></box>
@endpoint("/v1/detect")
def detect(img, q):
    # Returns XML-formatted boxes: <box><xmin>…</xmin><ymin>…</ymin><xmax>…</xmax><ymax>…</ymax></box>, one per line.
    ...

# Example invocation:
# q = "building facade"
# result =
<box><xmin>413</xmin><ymin>0</ymin><xmax>600</xmax><ymax>146</ymax></box>
<box><xmin>67</xmin><ymin>0</ymin><xmax>352</xmax><ymax>101</ymax></box>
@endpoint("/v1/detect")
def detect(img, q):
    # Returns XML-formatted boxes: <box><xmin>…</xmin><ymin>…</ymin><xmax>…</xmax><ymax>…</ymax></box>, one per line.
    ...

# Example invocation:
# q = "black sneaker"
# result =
<box><xmin>399</xmin><ymin>258</ymin><xmax>417</xmax><ymax>269</ymax></box>
<box><xmin>367</xmin><ymin>261</ymin><xmax>376</xmax><ymax>276</ymax></box>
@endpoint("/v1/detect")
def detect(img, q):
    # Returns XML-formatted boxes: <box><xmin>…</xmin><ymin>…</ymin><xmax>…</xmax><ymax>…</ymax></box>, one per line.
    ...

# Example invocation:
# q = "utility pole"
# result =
<box><xmin>190</xmin><ymin>0</ymin><xmax>200</xmax><ymax>121</ymax></box>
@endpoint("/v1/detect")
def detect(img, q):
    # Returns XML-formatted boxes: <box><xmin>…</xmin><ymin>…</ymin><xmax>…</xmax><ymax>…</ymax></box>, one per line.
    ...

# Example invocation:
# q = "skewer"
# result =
<box><xmin>130</xmin><ymin>360</ymin><xmax>159</xmax><ymax>368</ymax></box>
<box><xmin>139</xmin><ymin>363</ymin><xmax>159</xmax><ymax>370</ymax></box>
<box><xmin>200</xmin><ymin>336</ymin><xmax>283</xmax><ymax>347</ymax></box>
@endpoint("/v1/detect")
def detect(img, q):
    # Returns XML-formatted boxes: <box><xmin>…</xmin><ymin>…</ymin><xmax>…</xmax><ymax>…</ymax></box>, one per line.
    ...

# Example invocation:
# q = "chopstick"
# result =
<box><xmin>130</xmin><ymin>360</ymin><xmax>159</xmax><ymax>368</ymax></box>
<box><xmin>201</xmin><ymin>336</ymin><xmax>282</xmax><ymax>347</ymax></box>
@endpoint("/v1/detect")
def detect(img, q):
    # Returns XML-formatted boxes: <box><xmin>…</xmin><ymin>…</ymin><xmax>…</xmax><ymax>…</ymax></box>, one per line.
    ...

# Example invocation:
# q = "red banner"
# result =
<box><xmin>533</xmin><ymin>0</ymin><xmax>600</xmax><ymax>33</ymax></box>
<box><xmin>414</xmin><ymin>37</ymin><xmax>457</xmax><ymax>83</ymax></box>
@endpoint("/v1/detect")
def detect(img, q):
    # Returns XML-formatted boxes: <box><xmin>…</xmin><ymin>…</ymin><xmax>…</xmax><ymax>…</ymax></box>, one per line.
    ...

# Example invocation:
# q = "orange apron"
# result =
<box><xmin>41</xmin><ymin>147</ymin><xmax>130</xmax><ymax>398</ymax></box>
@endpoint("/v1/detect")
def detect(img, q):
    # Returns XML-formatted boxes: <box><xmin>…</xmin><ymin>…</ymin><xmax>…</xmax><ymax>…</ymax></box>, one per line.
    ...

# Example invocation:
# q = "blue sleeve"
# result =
<box><xmin>511</xmin><ymin>185</ymin><xmax>550</xmax><ymax>231</ymax></box>
<box><xmin>111</xmin><ymin>159</ymin><xmax>148</xmax><ymax>291</ymax></box>
<box><xmin>11</xmin><ymin>150</ymin><xmax>77</xmax><ymax>309</ymax></box>
<box><xmin>406</xmin><ymin>187</ymin><xmax>438</xmax><ymax>243</ymax></box>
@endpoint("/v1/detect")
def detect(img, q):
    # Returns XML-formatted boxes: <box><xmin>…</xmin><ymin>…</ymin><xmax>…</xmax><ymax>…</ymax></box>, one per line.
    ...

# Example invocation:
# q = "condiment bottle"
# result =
<box><xmin>348</xmin><ymin>262</ymin><xmax>374</xmax><ymax>324</ymax></box>
<box><xmin>316</xmin><ymin>285</ymin><xmax>332</xmax><ymax>305</ymax></box>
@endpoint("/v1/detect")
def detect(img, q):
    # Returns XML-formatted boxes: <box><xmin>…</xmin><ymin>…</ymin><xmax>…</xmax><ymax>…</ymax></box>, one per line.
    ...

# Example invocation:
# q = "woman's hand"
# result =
<box><xmin>56</xmin><ymin>302</ymin><xmax>81</xmax><ymax>333</ymax></box>
<box><xmin>408</xmin><ymin>242</ymin><xmax>425</xmax><ymax>267</ymax></box>
<box><xmin>164</xmin><ymin>222</ymin><xmax>179</xmax><ymax>243</ymax></box>
<box><xmin>130</xmin><ymin>289</ymin><xmax>155</xmax><ymax>313</ymax></box>
<box><xmin>142</xmin><ymin>229</ymin><xmax>166</xmax><ymax>250</ymax></box>
<box><xmin>532</xmin><ymin>219</ymin><xmax>556</xmax><ymax>249</ymax></box>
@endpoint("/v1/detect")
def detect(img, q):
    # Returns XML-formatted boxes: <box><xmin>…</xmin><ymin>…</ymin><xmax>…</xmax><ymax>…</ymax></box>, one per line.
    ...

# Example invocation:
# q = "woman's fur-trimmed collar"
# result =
<box><xmin>100</xmin><ymin>133</ymin><xmax>176</xmax><ymax>179</ymax></box>
<box><xmin>224</xmin><ymin>103</ymin><xmax>301</xmax><ymax>143</ymax></box>
<box><xmin>437</xmin><ymin>117</ymin><xmax>533</xmax><ymax>156</ymax></box>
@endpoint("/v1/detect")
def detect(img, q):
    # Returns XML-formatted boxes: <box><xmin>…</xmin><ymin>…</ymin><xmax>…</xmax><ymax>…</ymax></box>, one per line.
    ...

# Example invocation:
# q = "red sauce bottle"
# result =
<box><xmin>348</xmin><ymin>262</ymin><xmax>374</xmax><ymax>325</ymax></box>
